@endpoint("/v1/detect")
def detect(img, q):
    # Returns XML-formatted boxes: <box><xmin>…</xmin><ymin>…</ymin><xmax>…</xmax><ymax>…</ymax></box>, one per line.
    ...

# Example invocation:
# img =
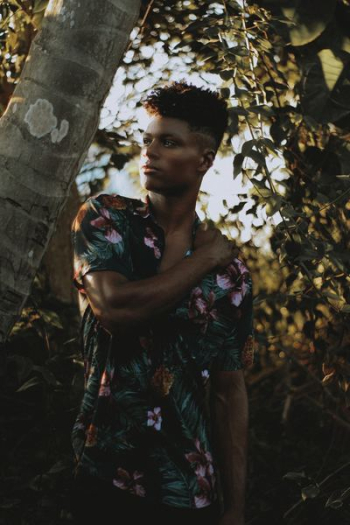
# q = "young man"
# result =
<box><xmin>69</xmin><ymin>81</ymin><xmax>255</xmax><ymax>525</ymax></box>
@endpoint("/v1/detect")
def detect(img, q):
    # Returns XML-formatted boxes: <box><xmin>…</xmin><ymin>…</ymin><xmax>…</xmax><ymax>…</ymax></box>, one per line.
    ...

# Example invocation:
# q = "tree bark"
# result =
<box><xmin>41</xmin><ymin>179</ymin><xmax>81</xmax><ymax>305</ymax></box>
<box><xmin>0</xmin><ymin>0</ymin><xmax>141</xmax><ymax>343</ymax></box>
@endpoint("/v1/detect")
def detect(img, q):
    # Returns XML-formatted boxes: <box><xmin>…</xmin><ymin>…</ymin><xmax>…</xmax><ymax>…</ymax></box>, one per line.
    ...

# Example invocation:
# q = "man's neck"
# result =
<box><xmin>147</xmin><ymin>191</ymin><xmax>198</xmax><ymax>236</ymax></box>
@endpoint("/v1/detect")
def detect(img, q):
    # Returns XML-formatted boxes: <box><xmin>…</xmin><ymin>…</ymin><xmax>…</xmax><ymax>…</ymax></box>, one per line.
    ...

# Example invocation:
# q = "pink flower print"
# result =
<box><xmin>144</xmin><ymin>227</ymin><xmax>161</xmax><ymax>259</ymax></box>
<box><xmin>216</xmin><ymin>258</ymin><xmax>249</xmax><ymax>289</ymax></box>
<box><xmin>188</xmin><ymin>288</ymin><xmax>218</xmax><ymax>333</ymax></box>
<box><xmin>100</xmin><ymin>194</ymin><xmax>127</xmax><ymax>210</ymax></box>
<box><xmin>85</xmin><ymin>423</ymin><xmax>97</xmax><ymax>447</ymax></box>
<box><xmin>98</xmin><ymin>367</ymin><xmax>114</xmax><ymax>397</ymax></box>
<box><xmin>235</xmin><ymin>257</ymin><xmax>250</xmax><ymax>275</ymax></box>
<box><xmin>74</xmin><ymin>413</ymin><xmax>87</xmax><ymax>432</ymax></box>
<box><xmin>189</xmin><ymin>287</ymin><xmax>208</xmax><ymax>314</ymax></box>
<box><xmin>112</xmin><ymin>468</ymin><xmax>146</xmax><ymax>497</ymax></box>
<box><xmin>216</xmin><ymin>259</ymin><xmax>250</xmax><ymax>308</ymax></box>
<box><xmin>90</xmin><ymin>208</ymin><xmax>123</xmax><ymax>244</ymax></box>
<box><xmin>147</xmin><ymin>407</ymin><xmax>162</xmax><ymax>431</ymax></box>
<box><xmin>216</xmin><ymin>263</ymin><xmax>239</xmax><ymax>289</ymax></box>
<box><xmin>194</xmin><ymin>476</ymin><xmax>212</xmax><ymax>508</ymax></box>
<box><xmin>229</xmin><ymin>278</ymin><xmax>248</xmax><ymax>307</ymax></box>
<box><xmin>201</xmin><ymin>369</ymin><xmax>210</xmax><ymax>385</ymax></box>
<box><xmin>185</xmin><ymin>438</ymin><xmax>214</xmax><ymax>477</ymax></box>
<box><xmin>185</xmin><ymin>438</ymin><xmax>216</xmax><ymax>508</ymax></box>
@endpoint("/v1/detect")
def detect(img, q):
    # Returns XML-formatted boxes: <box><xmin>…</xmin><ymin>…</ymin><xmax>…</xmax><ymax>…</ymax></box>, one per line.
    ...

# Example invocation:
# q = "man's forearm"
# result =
<box><xmin>103</xmin><ymin>251</ymin><xmax>216</xmax><ymax>332</ymax></box>
<box><xmin>211</xmin><ymin>379</ymin><xmax>249</xmax><ymax>517</ymax></box>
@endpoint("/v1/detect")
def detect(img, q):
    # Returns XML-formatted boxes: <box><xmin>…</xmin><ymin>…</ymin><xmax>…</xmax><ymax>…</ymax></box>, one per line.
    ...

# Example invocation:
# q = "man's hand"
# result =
<box><xmin>193</xmin><ymin>223</ymin><xmax>240</xmax><ymax>268</ymax></box>
<box><xmin>219</xmin><ymin>509</ymin><xmax>245</xmax><ymax>525</ymax></box>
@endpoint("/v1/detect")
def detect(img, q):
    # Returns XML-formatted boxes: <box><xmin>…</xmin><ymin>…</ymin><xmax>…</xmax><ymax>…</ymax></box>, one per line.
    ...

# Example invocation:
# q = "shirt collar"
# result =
<box><xmin>132</xmin><ymin>194</ymin><xmax>202</xmax><ymax>237</ymax></box>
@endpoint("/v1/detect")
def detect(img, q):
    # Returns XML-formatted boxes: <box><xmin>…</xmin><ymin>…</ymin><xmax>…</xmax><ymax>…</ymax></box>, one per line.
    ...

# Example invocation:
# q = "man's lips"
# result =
<box><xmin>141</xmin><ymin>165</ymin><xmax>160</xmax><ymax>173</ymax></box>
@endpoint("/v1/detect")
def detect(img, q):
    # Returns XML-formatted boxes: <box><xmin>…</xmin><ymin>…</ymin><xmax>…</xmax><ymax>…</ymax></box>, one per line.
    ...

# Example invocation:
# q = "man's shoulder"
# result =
<box><xmin>72</xmin><ymin>193</ymin><xmax>146</xmax><ymax>233</ymax></box>
<box><xmin>88</xmin><ymin>192</ymin><xmax>144</xmax><ymax>212</ymax></box>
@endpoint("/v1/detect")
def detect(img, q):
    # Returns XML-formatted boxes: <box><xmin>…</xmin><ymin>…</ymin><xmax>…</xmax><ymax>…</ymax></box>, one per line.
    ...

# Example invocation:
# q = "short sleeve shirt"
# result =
<box><xmin>71</xmin><ymin>192</ymin><xmax>256</xmax><ymax>510</ymax></box>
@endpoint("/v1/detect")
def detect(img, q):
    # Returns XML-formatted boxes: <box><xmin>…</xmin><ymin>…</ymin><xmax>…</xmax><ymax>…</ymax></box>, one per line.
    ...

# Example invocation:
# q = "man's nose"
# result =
<box><xmin>142</xmin><ymin>140</ymin><xmax>159</xmax><ymax>159</ymax></box>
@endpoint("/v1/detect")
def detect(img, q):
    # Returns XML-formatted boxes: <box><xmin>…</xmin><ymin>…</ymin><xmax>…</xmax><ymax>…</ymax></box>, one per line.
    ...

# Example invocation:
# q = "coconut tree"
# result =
<box><xmin>0</xmin><ymin>0</ymin><xmax>141</xmax><ymax>343</ymax></box>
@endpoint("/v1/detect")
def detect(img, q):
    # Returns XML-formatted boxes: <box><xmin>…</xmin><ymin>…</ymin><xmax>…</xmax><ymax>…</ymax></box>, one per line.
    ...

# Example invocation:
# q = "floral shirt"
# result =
<box><xmin>71</xmin><ymin>192</ymin><xmax>256</xmax><ymax>510</ymax></box>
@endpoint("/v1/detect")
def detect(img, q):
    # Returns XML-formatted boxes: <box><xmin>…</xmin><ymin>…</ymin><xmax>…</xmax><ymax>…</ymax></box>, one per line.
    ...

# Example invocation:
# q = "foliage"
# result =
<box><xmin>1</xmin><ymin>0</ymin><xmax>350</xmax><ymax>523</ymax></box>
<box><xmin>1</xmin><ymin>272</ymin><xmax>82</xmax><ymax>523</ymax></box>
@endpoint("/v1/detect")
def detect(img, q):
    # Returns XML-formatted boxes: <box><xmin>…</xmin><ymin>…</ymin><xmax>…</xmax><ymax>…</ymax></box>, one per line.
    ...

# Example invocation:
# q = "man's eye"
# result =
<box><xmin>163</xmin><ymin>139</ymin><xmax>176</xmax><ymax>146</ymax></box>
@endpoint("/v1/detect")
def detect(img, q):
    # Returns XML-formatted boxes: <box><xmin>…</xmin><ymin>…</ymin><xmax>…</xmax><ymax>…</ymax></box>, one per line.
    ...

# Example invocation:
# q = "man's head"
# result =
<box><xmin>139</xmin><ymin>81</ymin><xmax>228</xmax><ymax>196</ymax></box>
<box><xmin>142</xmin><ymin>81</ymin><xmax>228</xmax><ymax>152</ymax></box>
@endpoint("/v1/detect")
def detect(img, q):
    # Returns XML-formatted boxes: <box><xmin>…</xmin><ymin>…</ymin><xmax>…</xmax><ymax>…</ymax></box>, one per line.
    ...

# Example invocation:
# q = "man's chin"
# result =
<box><xmin>141</xmin><ymin>178</ymin><xmax>166</xmax><ymax>193</ymax></box>
<box><xmin>140</xmin><ymin>176</ymin><xmax>187</xmax><ymax>196</ymax></box>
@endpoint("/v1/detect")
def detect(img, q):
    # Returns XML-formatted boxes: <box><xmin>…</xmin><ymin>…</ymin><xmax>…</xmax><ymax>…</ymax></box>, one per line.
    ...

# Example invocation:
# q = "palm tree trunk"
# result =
<box><xmin>41</xmin><ymin>180</ymin><xmax>81</xmax><ymax>305</ymax></box>
<box><xmin>0</xmin><ymin>0</ymin><xmax>141</xmax><ymax>343</ymax></box>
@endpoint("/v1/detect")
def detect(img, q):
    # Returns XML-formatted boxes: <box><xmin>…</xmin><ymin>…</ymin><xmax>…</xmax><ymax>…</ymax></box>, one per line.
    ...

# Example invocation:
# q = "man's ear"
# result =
<box><xmin>198</xmin><ymin>148</ymin><xmax>216</xmax><ymax>174</ymax></box>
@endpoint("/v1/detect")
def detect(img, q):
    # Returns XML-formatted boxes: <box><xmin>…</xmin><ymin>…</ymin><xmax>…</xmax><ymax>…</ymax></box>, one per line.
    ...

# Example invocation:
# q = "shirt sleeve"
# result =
<box><xmin>212</xmin><ymin>272</ymin><xmax>255</xmax><ymax>372</ymax></box>
<box><xmin>71</xmin><ymin>194</ymin><xmax>133</xmax><ymax>294</ymax></box>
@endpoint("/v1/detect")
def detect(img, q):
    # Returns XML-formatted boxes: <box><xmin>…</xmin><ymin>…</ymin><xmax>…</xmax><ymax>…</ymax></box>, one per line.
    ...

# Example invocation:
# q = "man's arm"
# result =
<box><xmin>83</xmin><ymin>249</ymin><xmax>215</xmax><ymax>334</ymax></box>
<box><xmin>82</xmin><ymin>225</ymin><xmax>238</xmax><ymax>335</ymax></box>
<box><xmin>210</xmin><ymin>369</ymin><xmax>248</xmax><ymax>524</ymax></box>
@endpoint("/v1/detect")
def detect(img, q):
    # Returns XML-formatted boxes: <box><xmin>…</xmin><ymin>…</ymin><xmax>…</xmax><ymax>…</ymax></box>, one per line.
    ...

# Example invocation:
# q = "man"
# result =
<box><xmin>69</xmin><ymin>81</ymin><xmax>255</xmax><ymax>525</ymax></box>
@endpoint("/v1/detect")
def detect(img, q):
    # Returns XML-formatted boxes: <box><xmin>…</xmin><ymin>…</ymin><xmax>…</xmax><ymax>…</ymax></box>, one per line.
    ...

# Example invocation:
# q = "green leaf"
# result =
<box><xmin>8</xmin><ymin>355</ymin><xmax>33</xmax><ymax>384</ymax></box>
<box><xmin>48</xmin><ymin>460</ymin><xmax>69</xmax><ymax>474</ymax></box>
<box><xmin>318</xmin><ymin>49</ymin><xmax>344</xmax><ymax>91</ymax></box>
<box><xmin>248</xmin><ymin>105</ymin><xmax>275</xmax><ymax>118</ymax></box>
<box><xmin>16</xmin><ymin>376</ymin><xmax>41</xmax><ymax>393</ymax></box>
<box><xmin>302</xmin><ymin>52</ymin><xmax>349</xmax><ymax>124</ymax></box>
<box><xmin>219</xmin><ymin>69</ymin><xmax>234</xmax><ymax>81</ymax></box>
<box><xmin>341</xmin><ymin>305</ymin><xmax>350</xmax><ymax>313</ymax></box>
<box><xmin>259</xmin><ymin>137</ymin><xmax>279</xmax><ymax>155</ymax></box>
<box><xmin>282</xmin><ymin>205</ymin><xmax>299</xmax><ymax>218</ymax></box>
<box><xmin>265</xmin><ymin>195</ymin><xmax>283</xmax><ymax>216</ymax></box>
<box><xmin>255</xmin><ymin>187</ymin><xmax>273</xmax><ymax>198</ymax></box>
<box><xmin>228</xmin><ymin>106</ymin><xmax>248</xmax><ymax>116</ymax></box>
<box><xmin>220</xmin><ymin>88</ymin><xmax>231</xmax><ymax>99</ymax></box>
<box><xmin>281</xmin><ymin>0</ymin><xmax>336</xmax><ymax>46</ymax></box>
<box><xmin>33</xmin><ymin>0</ymin><xmax>49</xmax><ymax>13</ymax></box>
<box><xmin>301</xmin><ymin>484</ymin><xmax>320</xmax><ymax>500</ymax></box>
<box><xmin>340</xmin><ymin>487</ymin><xmax>350</xmax><ymax>501</ymax></box>
<box><xmin>241</xmin><ymin>140</ymin><xmax>255</xmax><ymax>157</ymax></box>
<box><xmin>233</xmin><ymin>153</ymin><xmax>244</xmax><ymax>178</ymax></box>
<box><xmin>247</xmin><ymin>150</ymin><xmax>265</xmax><ymax>165</ymax></box>
<box><xmin>32</xmin><ymin>365</ymin><xmax>58</xmax><ymax>386</ymax></box>
<box><xmin>270</xmin><ymin>122</ymin><xmax>287</xmax><ymax>144</ymax></box>
<box><xmin>325</xmin><ymin>488</ymin><xmax>350</xmax><ymax>509</ymax></box>
<box><xmin>228</xmin><ymin>112</ymin><xmax>239</xmax><ymax>134</ymax></box>
<box><xmin>37</xmin><ymin>308</ymin><xmax>63</xmax><ymax>330</ymax></box>
<box><xmin>296</xmin><ymin>247</ymin><xmax>321</xmax><ymax>261</ymax></box>
<box><xmin>111</xmin><ymin>153</ymin><xmax>129</xmax><ymax>170</ymax></box>
<box><xmin>228</xmin><ymin>45</ymin><xmax>249</xmax><ymax>57</ymax></box>
<box><xmin>325</xmin><ymin>497</ymin><xmax>343</xmax><ymax>509</ymax></box>
<box><xmin>230</xmin><ymin>201</ymin><xmax>247</xmax><ymax>213</ymax></box>
<box><xmin>283</xmin><ymin>471</ymin><xmax>307</xmax><ymax>482</ymax></box>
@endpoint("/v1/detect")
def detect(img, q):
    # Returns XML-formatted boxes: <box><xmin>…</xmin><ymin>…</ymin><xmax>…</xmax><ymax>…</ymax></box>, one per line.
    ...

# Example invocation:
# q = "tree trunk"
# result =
<box><xmin>0</xmin><ymin>0</ymin><xmax>141</xmax><ymax>343</ymax></box>
<box><xmin>41</xmin><ymin>179</ymin><xmax>81</xmax><ymax>305</ymax></box>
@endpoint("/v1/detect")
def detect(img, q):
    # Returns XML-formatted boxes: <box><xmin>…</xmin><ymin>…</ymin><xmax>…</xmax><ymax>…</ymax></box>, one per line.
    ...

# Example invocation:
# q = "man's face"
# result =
<box><xmin>139</xmin><ymin>116</ymin><xmax>214</xmax><ymax>195</ymax></box>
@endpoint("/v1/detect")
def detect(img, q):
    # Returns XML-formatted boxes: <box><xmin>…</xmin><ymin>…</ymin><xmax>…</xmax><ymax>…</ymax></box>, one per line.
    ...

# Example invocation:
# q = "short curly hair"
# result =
<box><xmin>142</xmin><ymin>81</ymin><xmax>228</xmax><ymax>152</ymax></box>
